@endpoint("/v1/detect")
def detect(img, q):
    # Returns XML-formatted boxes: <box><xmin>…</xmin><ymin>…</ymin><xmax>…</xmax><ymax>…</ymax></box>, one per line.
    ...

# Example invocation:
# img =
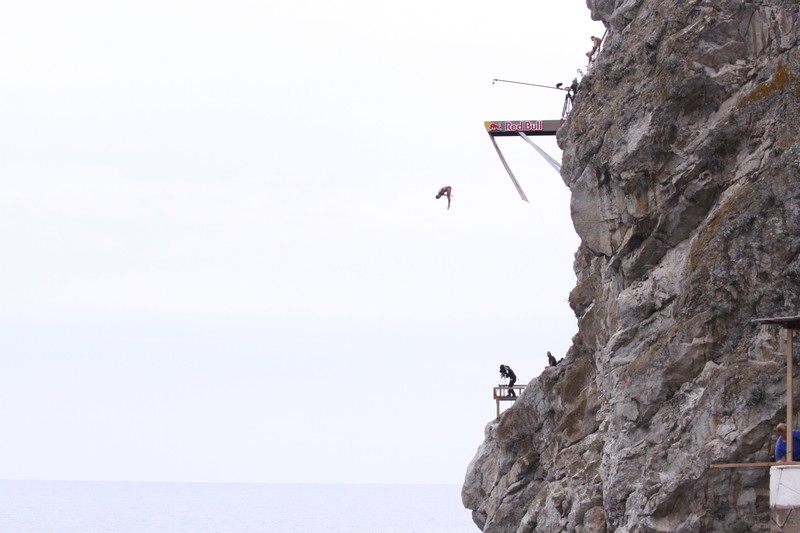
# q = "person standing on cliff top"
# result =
<box><xmin>499</xmin><ymin>365</ymin><xmax>517</xmax><ymax>397</ymax></box>
<box><xmin>775</xmin><ymin>423</ymin><xmax>800</xmax><ymax>461</ymax></box>
<box><xmin>547</xmin><ymin>351</ymin><xmax>557</xmax><ymax>367</ymax></box>
<box><xmin>586</xmin><ymin>35</ymin><xmax>602</xmax><ymax>64</ymax></box>
<box><xmin>435</xmin><ymin>186</ymin><xmax>452</xmax><ymax>209</ymax></box>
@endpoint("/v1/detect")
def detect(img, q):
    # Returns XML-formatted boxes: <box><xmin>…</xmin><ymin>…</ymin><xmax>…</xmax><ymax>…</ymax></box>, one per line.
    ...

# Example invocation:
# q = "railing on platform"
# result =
<box><xmin>493</xmin><ymin>385</ymin><xmax>527</xmax><ymax>417</ymax></box>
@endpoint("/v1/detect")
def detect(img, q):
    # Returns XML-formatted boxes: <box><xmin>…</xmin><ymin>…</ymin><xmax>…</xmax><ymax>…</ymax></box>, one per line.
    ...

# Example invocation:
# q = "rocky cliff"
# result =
<box><xmin>463</xmin><ymin>0</ymin><xmax>800</xmax><ymax>531</ymax></box>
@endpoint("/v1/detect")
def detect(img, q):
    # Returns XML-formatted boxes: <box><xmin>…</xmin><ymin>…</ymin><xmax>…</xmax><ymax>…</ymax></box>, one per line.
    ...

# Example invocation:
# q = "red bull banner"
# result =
<box><xmin>484</xmin><ymin>119</ymin><xmax>562</xmax><ymax>136</ymax></box>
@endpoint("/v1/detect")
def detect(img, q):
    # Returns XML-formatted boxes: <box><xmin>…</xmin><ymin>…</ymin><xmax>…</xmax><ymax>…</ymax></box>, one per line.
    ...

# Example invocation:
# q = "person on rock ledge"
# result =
<box><xmin>775</xmin><ymin>423</ymin><xmax>800</xmax><ymax>462</ymax></box>
<box><xmin>547</xmin><ymin>351</ymin><xmax>558</xmax><ymax>367</ymax></box>
<box><xmin>499</xmin><ymin>364</ymin><xmax>517</xmax><ymax>397</ymax></box>
<box><xmin>586</xmin><ymin>35</ymin><xmax>602</xmax><ymax>64</ymax></box>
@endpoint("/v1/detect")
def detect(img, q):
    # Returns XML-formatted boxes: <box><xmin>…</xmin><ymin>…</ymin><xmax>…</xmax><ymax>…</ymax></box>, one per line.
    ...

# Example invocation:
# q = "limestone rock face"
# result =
<box><xmin>463</xmin><ymin>0</ymin><xmax>800</xmax><ymax>531</ymax></box>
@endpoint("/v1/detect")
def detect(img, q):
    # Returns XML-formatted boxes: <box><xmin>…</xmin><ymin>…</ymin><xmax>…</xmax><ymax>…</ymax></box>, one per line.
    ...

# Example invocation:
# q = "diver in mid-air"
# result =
<box><xmin>435</xmin><ymin>186</ymin><xmax>452</xmax><ymax>210</ymax></box>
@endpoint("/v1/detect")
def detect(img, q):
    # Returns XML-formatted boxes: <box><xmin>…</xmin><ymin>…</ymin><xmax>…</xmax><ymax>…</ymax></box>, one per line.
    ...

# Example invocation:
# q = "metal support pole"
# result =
<box><xmin>491</xmin><ymin>79</ymin><xmax>567</xmax><ymax>92</ymax></box>
<box><xmin>489</xmin><ymin>135</ymin><xmax>529</xmax><ymax>202</ymax></box>
<box><xmin>789</xmin><ymin>328</ymin><xmax>794</xmax><ymax>463</ymax></box>
<box><xmin>518</xmin><ymin>132</ymin><xmax>562</xmax><ymax>173</ymax></box>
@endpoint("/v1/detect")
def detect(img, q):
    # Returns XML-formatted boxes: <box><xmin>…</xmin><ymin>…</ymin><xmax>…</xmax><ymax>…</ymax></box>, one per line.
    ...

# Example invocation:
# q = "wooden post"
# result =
<box><xmin>789</xmin><ymin>328</ymin><xmax>795</xmax><ymax>463</ymax></box>
<box><xmin>713</xmin><ymin>316</ymin><xmax>800</xmax><ymax>472</ymax></box>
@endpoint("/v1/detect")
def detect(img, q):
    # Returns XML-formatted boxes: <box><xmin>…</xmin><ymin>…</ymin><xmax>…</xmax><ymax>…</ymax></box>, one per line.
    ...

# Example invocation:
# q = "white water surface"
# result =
<box><xmin>0</xmin><ymin>481</ymin><xmax>478</xmax><ymax>532</ymax></box>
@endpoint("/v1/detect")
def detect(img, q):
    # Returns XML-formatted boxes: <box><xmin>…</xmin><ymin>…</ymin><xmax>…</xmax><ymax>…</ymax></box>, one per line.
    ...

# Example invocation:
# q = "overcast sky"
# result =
<box><xmin>0</xmin><ymin>1</ymin><xmax>604</xmax><ymax>484</ymax></box>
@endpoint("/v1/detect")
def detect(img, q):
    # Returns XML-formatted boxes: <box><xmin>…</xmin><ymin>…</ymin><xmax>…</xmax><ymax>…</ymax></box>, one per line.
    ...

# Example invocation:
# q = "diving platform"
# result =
<box><xmin>493</xmin><ymin>385</ymin><xmax>527</xmax><ymax>418</ymax></box>
<box><xmin>484</xmin><ymin>120</ymin><xmax>562</xmax><ymax>137</ymax></box>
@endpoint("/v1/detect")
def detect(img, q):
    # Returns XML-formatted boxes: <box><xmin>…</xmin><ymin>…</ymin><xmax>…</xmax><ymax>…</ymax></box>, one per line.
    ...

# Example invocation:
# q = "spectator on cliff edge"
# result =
<box><xmin>499</xmin><ymin>365</ymin><xmax>517</xmax><ymax>397</ymax></box>
<box><xmin>547</xmin><ymin>351</ymin><xmax>558</xmax><ymax>367</ymax></box>
<box><xmin>586</xmin><ymin>35</ymin><xmax>602</xmax><ymax>64</ymax></box>
<box><xmin>775</xmin><ymin>423</ymin><xmax>800</xmax><ymax>461</ymax></box>
<box><xmin>435</xmin><ymin>186</ymin><xmax>452</xmax><ymax>210</ymax></box>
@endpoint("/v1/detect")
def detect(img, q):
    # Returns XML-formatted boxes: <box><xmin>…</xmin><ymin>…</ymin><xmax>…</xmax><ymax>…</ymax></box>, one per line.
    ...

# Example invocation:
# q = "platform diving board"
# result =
<box><xmin>752</xmin><ymin>315</ymin><xmax>800</xmax><ymax>329</ymax></box>
<box><xmin>484</xmin><ymin>119</ymin><xmax>562</xmax><ymax>137</ymax></box>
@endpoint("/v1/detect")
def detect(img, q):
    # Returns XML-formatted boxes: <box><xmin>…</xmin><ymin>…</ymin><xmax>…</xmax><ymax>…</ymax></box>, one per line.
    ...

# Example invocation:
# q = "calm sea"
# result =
<box><xmin>0</xmin><ymin>481</ymin><xmax>478</xmax><ymax>532</ymax></box>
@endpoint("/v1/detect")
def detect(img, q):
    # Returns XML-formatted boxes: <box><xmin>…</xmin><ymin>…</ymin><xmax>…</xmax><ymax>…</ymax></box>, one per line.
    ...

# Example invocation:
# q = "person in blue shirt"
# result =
<box><xmin>775</xmin><ymin>423</ymin><xmax>800</xmax><ymax>461</ymax></box>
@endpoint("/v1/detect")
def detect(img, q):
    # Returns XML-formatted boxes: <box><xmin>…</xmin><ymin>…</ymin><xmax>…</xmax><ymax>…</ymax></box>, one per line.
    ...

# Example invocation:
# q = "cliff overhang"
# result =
<box><xmin>463</xmin><ymin>0</ymin><xmax>800</xmax><ymax>531</ymax></box>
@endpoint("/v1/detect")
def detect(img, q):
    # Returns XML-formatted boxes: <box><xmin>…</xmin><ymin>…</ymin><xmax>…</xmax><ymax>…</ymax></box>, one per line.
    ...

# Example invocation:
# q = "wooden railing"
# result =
<box><xmin>493</xmin><ymin>385</ymin><xmax>527</xmax><ymax>417</ymax></box>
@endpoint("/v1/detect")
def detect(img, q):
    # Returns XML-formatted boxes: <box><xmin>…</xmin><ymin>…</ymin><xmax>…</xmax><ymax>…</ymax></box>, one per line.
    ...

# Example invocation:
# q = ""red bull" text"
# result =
<box><xmin>504</xmin><ymin>121</ymin><xmax>543</xmax><ymax>131</ymax></box>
